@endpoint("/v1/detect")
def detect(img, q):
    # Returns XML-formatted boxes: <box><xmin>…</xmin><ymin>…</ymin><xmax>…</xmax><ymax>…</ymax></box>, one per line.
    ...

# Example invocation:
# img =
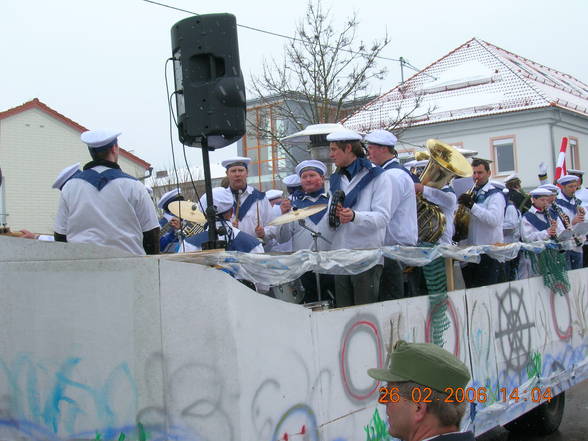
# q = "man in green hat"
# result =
<box><xmin>367</xmin><ymin>340</ymin><xmax>474</xmax><ymax>441</ymax></box>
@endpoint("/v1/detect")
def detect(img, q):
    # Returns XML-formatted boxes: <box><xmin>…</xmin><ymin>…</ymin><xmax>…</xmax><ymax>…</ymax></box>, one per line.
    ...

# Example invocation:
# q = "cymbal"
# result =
<box><xmin>168</xmin><ymin>201</ymin><xmax>206</xmax><ymax>224</ymax></box>
<box><xmin>269</xmin><ymin>204</ymin><xmax>328</xmax><ymax>226</ymax></box>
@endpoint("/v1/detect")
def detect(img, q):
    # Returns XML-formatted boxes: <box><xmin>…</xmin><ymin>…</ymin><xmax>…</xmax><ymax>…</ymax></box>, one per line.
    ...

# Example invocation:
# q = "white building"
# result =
<box><xmin>0</xmin><ymin>98</ymin><xmax>151</xmax><ymax>233</ymax></box>
<box><xmin>344</xmin><ymin>38</ymin><xmax>588</xmax><ymax>186</ymax></box>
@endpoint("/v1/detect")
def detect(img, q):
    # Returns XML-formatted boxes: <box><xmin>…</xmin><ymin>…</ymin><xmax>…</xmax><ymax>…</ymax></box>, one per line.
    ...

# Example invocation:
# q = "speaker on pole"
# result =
<box><xmin>171</xmin><ymin>13</ymin><xmax>246</xmax><ymax>149</ymax></box>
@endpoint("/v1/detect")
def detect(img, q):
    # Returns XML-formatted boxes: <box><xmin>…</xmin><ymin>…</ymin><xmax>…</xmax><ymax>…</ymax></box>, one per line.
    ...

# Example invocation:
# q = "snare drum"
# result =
<box><xmin>270</xmin><ymin>279</ymin><xmax>305</xmax><ymax>304</ymax></box>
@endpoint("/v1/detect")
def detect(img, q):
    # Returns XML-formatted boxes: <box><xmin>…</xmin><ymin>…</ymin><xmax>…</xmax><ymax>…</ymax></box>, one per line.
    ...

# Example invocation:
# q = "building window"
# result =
<box><xmin>566</xmin><ymin>137</ymin><xmax>580</xmax><ymax>170</ymax></box>
<box><xmin>491</xmin><ymin>136</ymin><xmax>516</xmax><ymax>175</ymax></box>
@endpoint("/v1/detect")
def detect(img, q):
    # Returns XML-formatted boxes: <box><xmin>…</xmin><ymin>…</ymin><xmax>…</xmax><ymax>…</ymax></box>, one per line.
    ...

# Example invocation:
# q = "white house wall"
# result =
<box><xmin>398</xmin><ymin>108</ymin><xmax>588</xmax><ymax>187</ymax></box>
<box><xmin>0</xmin><ymin>108</ymin><xmax>148</xmax><ymax>233</ymax></box>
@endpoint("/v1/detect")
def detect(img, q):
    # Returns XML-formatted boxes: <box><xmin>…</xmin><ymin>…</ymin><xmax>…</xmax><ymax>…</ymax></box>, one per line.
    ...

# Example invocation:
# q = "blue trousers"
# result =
<box><xmin>566</xmin><ymin>251</ymin><xmax>583</xmax><ymax>270</ymax></box>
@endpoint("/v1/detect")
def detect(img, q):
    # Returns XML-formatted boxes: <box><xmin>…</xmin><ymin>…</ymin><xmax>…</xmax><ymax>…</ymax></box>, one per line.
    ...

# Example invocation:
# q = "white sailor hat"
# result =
<box><xmin>52</xmin><ymin>163</ymin><xmax>80</xmax><ymax>190</ymax></box>
<box><xmin>505</xmin><ymin>173</ymin><xmax>520</xmax><ymax>183</ymax></box>
<box><xmin>221</xmin><ymin>156</ymin><xmax>251</xmax><ymax>169</ymax></box>
<box><xmin>266</xmin><ymin>189</ymin><xmax>283</xmax><ymax>201</ymax></box>
<box><xmin>283</xmin><ymin>174</ymin><xmax>301</xmax><ymax>188</ymax></box>
<box><xmin>557</xmin><ymin>174</ymin><xmax>579</xmax><ymax>185</ymax></box>
<box><xmin>80</xmin><ymin>129</ymin><xmax>121</xmax><ymax>149</ymax></box>
<box><xmin>539</xmin><ymin>183</ymin><xmax>559</xmax><ymax>194</ymax></box>
<box><xmin>295</xmin><ymin>159</ymin><xmax>327</xmax><ymax>176</ymax></box>
<box><xmin>326</xmin><ymin>129</ymin><xmax>362</xmax><ymax>142</ymax></box>
<box><xmin>157</xmin><ymin>188</ymin><xmax>182</xmax><ymax>210</ymax></box>
<box><xmin>199</xmin><ymin>187</ymin><xmax>234</xmax><ymax>214</ymax></box>
<box><xmin>530</xmin><ymin>188</ymin><xmax>553</xmax><ymax>197</ymax></box>
<box><xmin>567</xmin><ymin>169</ymin><xmax>584</xmax><ymax>176</ymax></box>
<box><xmin>490</xmin><ymin>180</ymin><xmax>506</xmax><ymax>190</ymax></box>
<box><xmin>364</xmin><ymin>129</ymin><xmax>398</xmax><ymax>147</ymax></box>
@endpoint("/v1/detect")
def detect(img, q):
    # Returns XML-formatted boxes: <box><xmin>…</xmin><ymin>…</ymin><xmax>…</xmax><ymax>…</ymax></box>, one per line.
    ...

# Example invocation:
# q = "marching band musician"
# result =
<box><xmin>326</xmin><ymin>129</ymin><xmax>393</xmax><ymax>307</ymax></box>
<box><xmin>555</xmin><ymin>174</ymin><xmax>585</xmax><ymax>269</ymax></box>
<box><xmin>567</xmin><ymin>169</ymin><xmax>588</xmax><ymax>267</ymax></box>
<box><xmin>568</xmin><ymin>169</ymin><xmax>588</xmax><ymax>207</ymax></box>
<box><xmin>505</xmin><ymin>173</ymin><xmax>531</xmax><ymax>213</ymax></box>
<box><xmin>157</xmin><ymin>188</ymin><xmax>185</xmax><ymax>253</ymax></box>
<box><xmin>266</xmin><ymin>189</ymin><xmax>285</xmax><ymax>218</ymax></box>
<box><xmin>221</xmin><ymin>156</ymin><xmax>273</xmax><ymax>246</ymax></box>
<box><xmin>272</xmin><ymin>160</ymin><xmax>334</xmax><ymax>302</ymax></box>
<box><xmin>493</xmin><ymin>180</ymin><xmax>521</xmax><ymax>281</ymax></box>
<box><xmin>457</xmin><ymin>159</ymin><xmax>505</xmax><ymax>288</ymax></box>
<box><xmin>365</xmin><ymin>129</ymin><xmax>417</xmax><ymax>300</ymax></box>
<box><xmin>20</xmin><ymin>163</ymin><xmax>81</xmax><ymax>241</ymax></box>
<box><xmin>183</xmin><ymin>187</ymin><xmax>264</xmax><ymax>254</ymax></box>
<box><xmin>264</xmin><ymin>189</ymin><xmax>292</xmax><ymax>253</ymax></box>
<box><xmin>521</xmin><ymin>188</ymin><xmax>564</xmax><ymax>242</ymax></box>
<box><xmin>282</xmin><ymin>173</ymin><xmax>303</xmax><ymax>196</ymax></box>
<box><xmin>54</xmin><ymin>130</ymin><xmax>160</xmax><ymax>255</ymax></box>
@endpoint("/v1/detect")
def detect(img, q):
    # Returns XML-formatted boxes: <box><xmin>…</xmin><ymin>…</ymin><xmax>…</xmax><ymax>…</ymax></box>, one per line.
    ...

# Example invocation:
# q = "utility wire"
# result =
<box><xmin>142</xmin><ymin>0</ymin><xmax>423</xmax><ymax>72</ymax></box>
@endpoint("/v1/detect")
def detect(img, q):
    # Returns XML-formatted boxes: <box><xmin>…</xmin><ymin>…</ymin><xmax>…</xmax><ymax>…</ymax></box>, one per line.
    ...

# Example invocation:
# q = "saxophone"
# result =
<box><xmin>452</xmin><ymin>184</ymin><xmax>476</xmax><ymax>242</ymax></box>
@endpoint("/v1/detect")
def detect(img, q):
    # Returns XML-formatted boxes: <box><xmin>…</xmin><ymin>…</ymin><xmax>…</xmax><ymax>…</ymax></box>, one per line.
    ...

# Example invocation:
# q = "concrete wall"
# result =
<box><xmin>0</xmin><ymin>237</ymin><xmax>587</xmax><ymax>440</ymax></box>
<box><xmin>0</xmin><ymin>109</ymin><xmax>148</xmax><ymax>233</ymax></box>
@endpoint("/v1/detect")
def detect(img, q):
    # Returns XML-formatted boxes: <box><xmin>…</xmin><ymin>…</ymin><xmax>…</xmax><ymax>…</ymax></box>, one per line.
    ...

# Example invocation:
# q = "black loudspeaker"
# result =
<box><xmin>171</xmin><ymin>14</ymin><xmax>246</xmax><ymax>149</ymax></box>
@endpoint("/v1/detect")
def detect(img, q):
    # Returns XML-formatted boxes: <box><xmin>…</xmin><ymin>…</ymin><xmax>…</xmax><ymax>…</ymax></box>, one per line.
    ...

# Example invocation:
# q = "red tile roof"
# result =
<box><xmin>343</xmin><ymin>38</ymin><xmax>588</xmax><ymax>131</ymax></box>
<box><xmin>0</xmin><ymin>98</ymin><xmax>151</xmax><ymax>169</ymax></box>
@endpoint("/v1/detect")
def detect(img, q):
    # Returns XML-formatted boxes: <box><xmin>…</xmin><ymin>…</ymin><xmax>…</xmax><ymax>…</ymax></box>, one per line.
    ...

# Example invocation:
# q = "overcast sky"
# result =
<box><xmin>2</xmin><ymin>0</ymin><xmax>587</xmax><ymax>173</ymax></box>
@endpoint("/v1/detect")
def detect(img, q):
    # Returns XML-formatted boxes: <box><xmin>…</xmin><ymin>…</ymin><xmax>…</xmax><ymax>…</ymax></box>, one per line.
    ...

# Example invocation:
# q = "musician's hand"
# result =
<box><xmin>572</xmin><ymin>214</ymin><xmax>584</xmax><ymax>225</ymax></box>
<box><xmin>169</xmin><ymin>217</ymin><xmax>181</xmax><ymax>230</ymax></box>
<box><xmin>548</xmin><ymin>222</ymin><xmax>557</xmax><ymax>238</ymax></box>
<box><xmin>458</xmin><ymin>193</ymin><xmax>474</xmax><ymax>209</ymax></box>
<box><xmin>19</xmin><ymin>229</ymin><xmax>38</xmax><ymax>239</ymax></box>
<box><xmin>255</xmin><ymin>225</ymin><xmax>265</xmax><ymax>238</ymax></box>
<box><xmin>280</xmin><ymin>199</ymin><xmax>292</xmax><ymax>214</ymax></box>
<box><xmin>336</xmin><ymin>205</ymin><xmax>355</xmax><ymax>224</ymax></box>
<box><xmin>414</xmin><ymin>183</ymin><xmax>424</xmax><ymax>194</ymax></box>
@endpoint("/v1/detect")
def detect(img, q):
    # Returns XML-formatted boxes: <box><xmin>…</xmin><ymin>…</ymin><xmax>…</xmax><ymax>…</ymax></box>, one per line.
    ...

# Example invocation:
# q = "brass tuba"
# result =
<box><xmin>417</xmin><ymin>139</ymin><xmax>473</xmax><ymax>243</ymax></box>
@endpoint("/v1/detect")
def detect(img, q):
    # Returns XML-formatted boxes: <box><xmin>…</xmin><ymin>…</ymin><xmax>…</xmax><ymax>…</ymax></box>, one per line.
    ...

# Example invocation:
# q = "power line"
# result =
<box><xmin>141</xmin><ymin>0</ymin><xmax>423</xmax><ymax>71</ymax></box>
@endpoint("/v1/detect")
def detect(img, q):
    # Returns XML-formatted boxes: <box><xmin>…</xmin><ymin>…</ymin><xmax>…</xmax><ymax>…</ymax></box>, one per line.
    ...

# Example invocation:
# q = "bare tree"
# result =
<box><xmin>250</xmin><ymin>1</ymin><xmax>389</xmax><ymax>131</ymax></box>
<box><xmin>245</xmin><ymin>0</ymin><xmax>390</xmax><ymax>170</ymax></box>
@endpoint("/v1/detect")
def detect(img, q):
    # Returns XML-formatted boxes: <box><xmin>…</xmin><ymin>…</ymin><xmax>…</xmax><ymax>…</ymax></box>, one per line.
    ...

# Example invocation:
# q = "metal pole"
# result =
<box><xmin>201</xmin><ymin>136</ymin><xmax>221</xmax><ymax>250</ymax></box>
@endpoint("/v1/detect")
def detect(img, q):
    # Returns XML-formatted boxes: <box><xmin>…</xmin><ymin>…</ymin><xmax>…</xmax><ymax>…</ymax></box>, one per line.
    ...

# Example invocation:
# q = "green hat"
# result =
<box><xmin>367</xmin><ymin>341</ymin><xmax>470</xmax><ymax>393</ymax></box>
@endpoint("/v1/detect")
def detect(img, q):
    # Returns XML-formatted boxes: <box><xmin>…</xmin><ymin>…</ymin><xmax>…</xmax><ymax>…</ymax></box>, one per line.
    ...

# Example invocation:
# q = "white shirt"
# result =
<box><xmin>503</xmin><ymin>203</ymin><xmax>521</xmax><ymax>243</ymax></box>
<box><xmin>465</xmin><ymin>182</ymin><xmax>505</xmax><ymax>246</ymax></box>
<box><xmin>521</xmin><ymin>205</ymin><xmax>564</xmax><ymax>242</ymax></box>
<box><xmin>575</xmin><ymin>187</ymin><xmax>588</xmax><ymax>208</ymax></box>
<box><xmin>54</xmin><ymin>165</ymin><xmax>159</xmax><ymax>255</ymax></box>
<box><xmin>274</xmin><ymin>193</ymin><xmax>331</xmax><ymax>251</ymax></box>
<box><xmin>555</xmin><ymin>193</ymin><xmax>585</xmax><ymax>251</ymax></box>
<box><xmin>422</xmin><ymin>185</ymin><xmax>457</xmax><ymax>245</ymax></box>
<box><xmin>328</xmin><ymin>164</ymin><xmax>393</xmax><ymax>253</ymax></box>
<box><xmin>382</xmin><ymin>158</ymin><xmax>418</xmax><ymax>246</ymax></box>
<box><xmin>227</xmin><ymin>185</ymin><xmax>273</xmax><ymax>240</ymax></box>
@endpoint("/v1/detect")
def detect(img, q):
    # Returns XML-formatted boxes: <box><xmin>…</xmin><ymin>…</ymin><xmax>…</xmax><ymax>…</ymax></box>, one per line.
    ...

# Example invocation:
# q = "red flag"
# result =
<box><xmin>554</xmin><ymin>137</ymin><xmax>568</xmax><ymax>182</ymax></box>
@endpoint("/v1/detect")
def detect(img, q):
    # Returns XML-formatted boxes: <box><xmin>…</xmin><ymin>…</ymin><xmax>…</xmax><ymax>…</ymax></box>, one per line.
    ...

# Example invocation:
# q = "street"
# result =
<box><xmin>477</xmin><ymin>380</ymin><xmax>588</xmax><ymax>441</ymax></box>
